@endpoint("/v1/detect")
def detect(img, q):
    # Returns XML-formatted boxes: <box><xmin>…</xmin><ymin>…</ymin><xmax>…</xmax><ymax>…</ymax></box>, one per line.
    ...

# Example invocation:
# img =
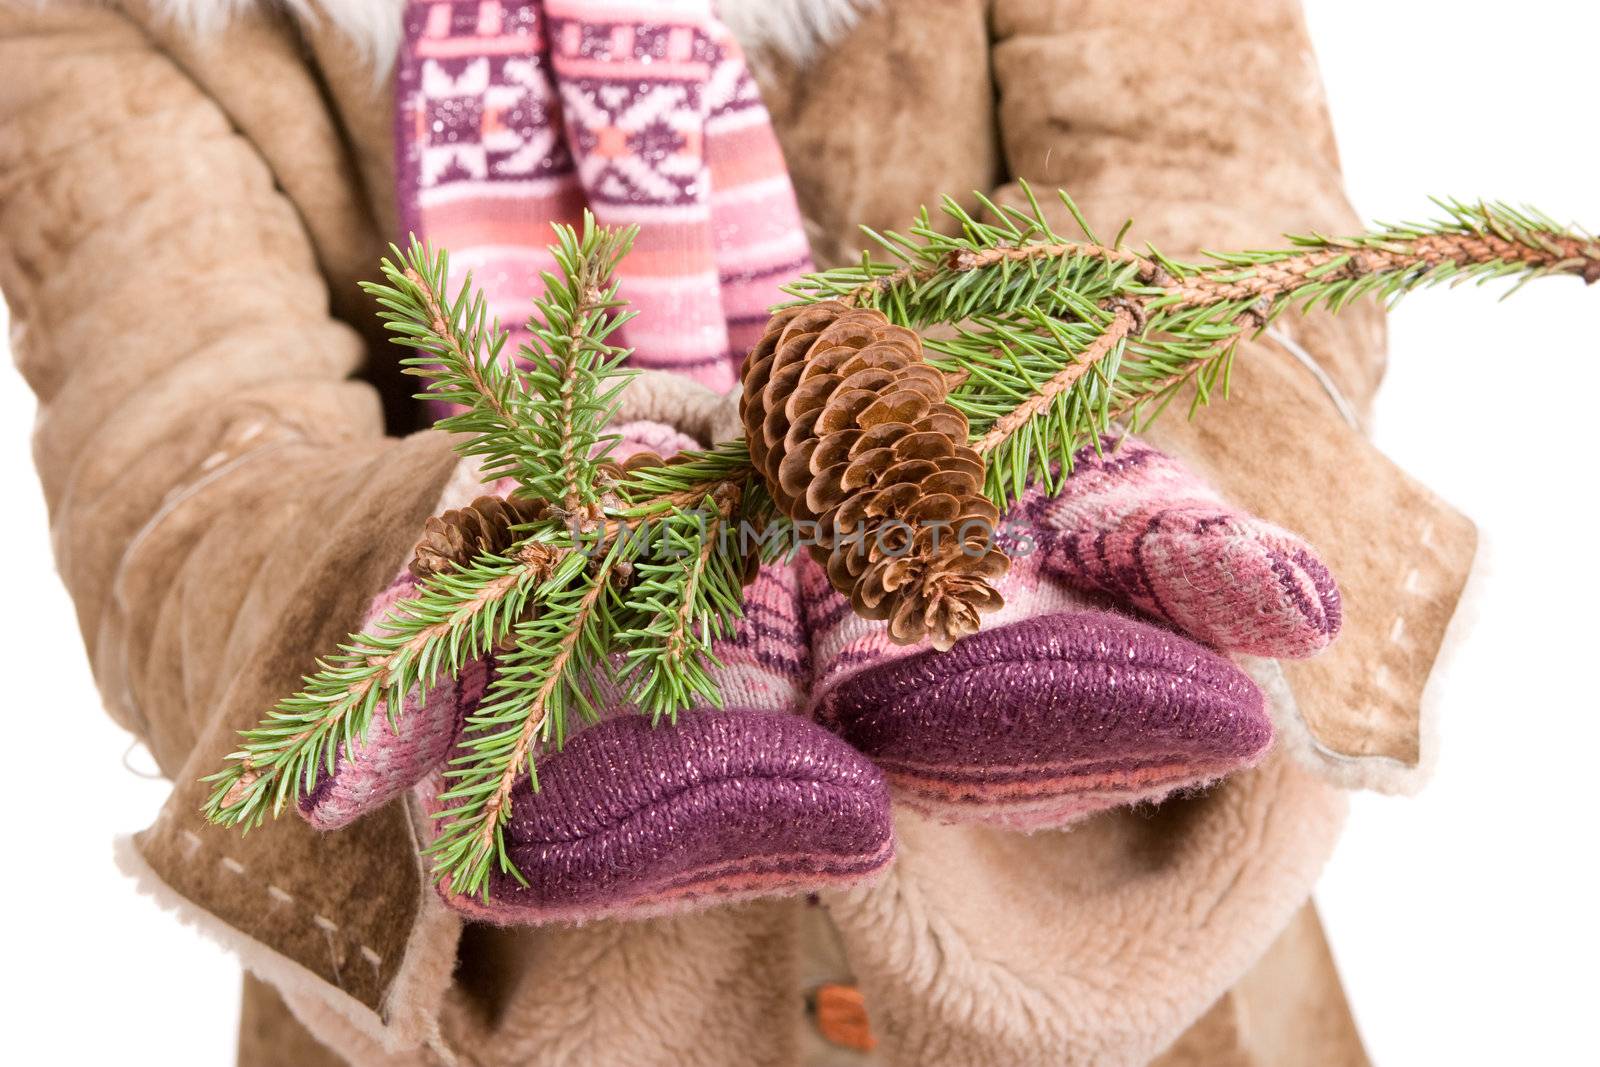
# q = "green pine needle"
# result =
<box><xmin>361</xmin><ymin>214</ymin><xmax>637</xmax><ymax>499</ymax></box>
<box><xmin>201</xmin><ymin>550</ymin><xmax>551</xmax><ymax>830</ymax></box>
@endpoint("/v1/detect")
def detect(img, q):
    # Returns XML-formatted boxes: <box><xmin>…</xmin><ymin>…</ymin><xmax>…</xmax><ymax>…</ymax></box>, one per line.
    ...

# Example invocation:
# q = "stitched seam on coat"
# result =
<box><xmin>151</xmin><ymin>809</ymin><xmax>388</xmax><ymax>990</ymax></box>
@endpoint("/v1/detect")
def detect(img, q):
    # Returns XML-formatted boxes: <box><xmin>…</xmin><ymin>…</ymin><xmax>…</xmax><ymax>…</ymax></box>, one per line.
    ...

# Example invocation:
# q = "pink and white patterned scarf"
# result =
<box><xmin>396</xmin><ymin>0</ymin><xmax>813</xmax><ymax>396</ymax></box>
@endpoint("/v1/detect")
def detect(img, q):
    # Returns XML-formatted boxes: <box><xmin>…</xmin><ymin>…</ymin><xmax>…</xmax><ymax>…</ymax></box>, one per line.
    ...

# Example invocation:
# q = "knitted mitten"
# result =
<box><xmin>300</xmin><ymin>423</ymin><xmax>892</xmax><ymax>923</ymax></box>
<box><xmin>1026</xmin><ymin>436</ymin><xmax>1340</xmax><ymax>656</ymax></box>
<box><xmin>805</xmin><ymin>435</ymin><xmax>1338</xmax><ymax>829</ymax></box>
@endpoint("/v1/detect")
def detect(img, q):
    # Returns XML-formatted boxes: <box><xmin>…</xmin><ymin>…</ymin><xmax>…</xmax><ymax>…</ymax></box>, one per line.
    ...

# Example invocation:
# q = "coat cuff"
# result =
<box><xmin>1145</xmin><ymin>335</ymin><xmax>1478</xmax><ymax>793</ymax></box>
<box><xmin>114</xmin><ymin>429</ymin><xmax>464</xmax><ymax>1051</ymax></box>
<box><xmin>117</xmin><ymin>810</ymin><xmax>460</xmax><ymax>1056</ymax></box>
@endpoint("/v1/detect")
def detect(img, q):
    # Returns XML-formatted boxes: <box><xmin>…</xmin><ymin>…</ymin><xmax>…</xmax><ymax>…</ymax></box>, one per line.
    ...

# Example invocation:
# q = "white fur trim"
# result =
<box><xmin>134</xmin><ymin>0</ymin><xmax>876</xmax><ymax>76</ymax></box>
<box><xmin>113</xmin><ymin>829</ymin><xmax>462</xmax><ymax>1055</ymax></box>
<box><xmin>147</xmin><ymin>0</ymin><xmax>406</xmax><ymax>71</ymax></box>
<box><xmin>714</xmin><ymin>0</ymin><xmax>877</xmax><ymax>66</ymax></box>
<box><xmin>1252</xmin><ymin>531</ymin><xmax>1485</xmax><ymax>795</ymax></box>
<box><xmin>1408</xmin><ymin>525</ymin><xmax>1490</xmax><ymax>789</ymax></box>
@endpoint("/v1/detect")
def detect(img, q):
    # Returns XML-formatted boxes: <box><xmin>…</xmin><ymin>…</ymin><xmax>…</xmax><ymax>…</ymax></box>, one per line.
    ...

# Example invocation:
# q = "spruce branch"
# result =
<box><xmin>612</xmin><ymin>439</ymin><xmax>759</xmax><ymax>516</ymax></box>
<box><xmin>201</xmin><ymin>547</ymin><xmax>558</xmax><ymax>830</ymax></box>
<box><xmin>786</xmin><ymin>188</ymin><xmax>1600</xmax><ymax>504</ymax></box>
<box><xmin>615</xmin><ymin>481</ymin><xmax>748</xmax><ymax>723</ymax></box>
<box><xmin>207</xmin><ymin>192</ymin><xmax>1597</xmax><ymax>901</ymax></box>
<box><xmin>967</xmin><ymin>303</ymin><xmax>1137</xmax><ymax>501</ymax></box>
<box><xmin>424</xmin><ymin>546</ymin><xmax>612</xmax><ymax>898</ymax></box>
<box><xmin>515</xmin><ymin>217</ymin><xmax>638</xmax><ymax>511</ymax></box>
<box><xmin>363</xmin><ymin>240</ymin><xmax>546</xmax><ymax>487</ymax></box>
<box><xmin>969</xmin><ymin>306</ymin><xmax>1136</xmax><ymax>456</ymax></box>
<box><xmin>360</xmin><ymin>216</ymin><xmax>638</xmax><ymax>506</ymax></box>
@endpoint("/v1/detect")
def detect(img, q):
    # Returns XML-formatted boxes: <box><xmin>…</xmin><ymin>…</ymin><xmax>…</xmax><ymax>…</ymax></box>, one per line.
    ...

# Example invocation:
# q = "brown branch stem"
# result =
<box><xmin>1091</xmin><ymin>232</ymin><xmax>1600</xmax><ymax>417</ymax></box>
<box><xmin>971</xmin><ymin>306</ymin><xmax>1137</xmax><ymax>456</ymax></box>
<box><xmin>407</xmin><ymin>267</ymin><xmax>519</xmax><ymax>426</ymax></box>
<box><xmin>1165</xmin><ymin>232</ymin><xmax>1600</xmax><ymax>307</ymax></box>
<box><xmin>934</xmin><ymin>230</ymin><xmax>1599</xmax><ymax>454</ymax></box>
<box><xmin>556</xmin><ymin>284</ymin><xmax>607</xmax><ymax>511</ymax></box>
<box><xmin>844</xmin><ymin>229</ymin><xmax>1600</xmax><ymax>317</ymax></box>
<box><xmin>663</xmin><ymin>483</ymin><xmax>741</xmax><ymax>661</ymax></box>
<box><xmin>473</xmin><ymin>564</ymin><xmax>609</xmax><ymax>856</ymax></box>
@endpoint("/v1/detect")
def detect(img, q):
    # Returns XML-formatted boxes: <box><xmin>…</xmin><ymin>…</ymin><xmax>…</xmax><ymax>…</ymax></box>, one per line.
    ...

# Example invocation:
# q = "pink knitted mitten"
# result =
<box><xmin>806</xmin><ymin>436</ymin><xmax>1338</xmax><ymax>829</ymax></box>
<box><xmin>300</xmin><ymin>424</ymin><xmax>892</xmax><ymax>923</ymax></box>
<box><xmin>1031</xmin><ymin>437</ymin><xmax>1339</xmax><ymax>657</ymax></box>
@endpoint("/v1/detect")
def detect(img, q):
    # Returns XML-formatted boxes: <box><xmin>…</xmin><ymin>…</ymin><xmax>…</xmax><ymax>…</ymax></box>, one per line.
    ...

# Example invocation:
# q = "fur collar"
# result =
<box><xmin>716</xmin><ymin>0</ymin><xmax>875</xmax><ymax>67</ymax></box>
<box><xmin>153</xmin><ymin>0</ymin><xmax>406</xmax><ymax>66</ymax></box>
<box><xmin>145</xmin><ymin>0</ymin><xmax>877</xmax><ymax>71</ymax></box>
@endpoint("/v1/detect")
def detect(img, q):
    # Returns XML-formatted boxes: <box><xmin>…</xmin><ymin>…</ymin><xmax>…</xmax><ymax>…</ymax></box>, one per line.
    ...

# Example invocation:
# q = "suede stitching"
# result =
<box><xmin>153</xmin><ymin>810</ymin><xmax>389</xmax><ymax>991</ymax></box>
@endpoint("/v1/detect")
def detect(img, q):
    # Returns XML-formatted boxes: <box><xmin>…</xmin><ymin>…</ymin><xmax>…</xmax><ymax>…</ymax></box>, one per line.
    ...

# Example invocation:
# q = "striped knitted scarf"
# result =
<box><xmin>395</xmin><ymin>0</ymin><xmax>813</xmax><ymax>396</ymax></box>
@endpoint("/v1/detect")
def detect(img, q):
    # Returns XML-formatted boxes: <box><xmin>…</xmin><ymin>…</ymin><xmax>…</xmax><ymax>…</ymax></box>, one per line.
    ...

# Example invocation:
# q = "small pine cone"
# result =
<box><xmin>410</xmin><ymin>494</ymin><xmax>548</xmax><ymax>579</ymax></box>
<box><xmin>621</xmin><ymin>451</ymin><xmax>665</xmax><ymax>473</ymax></box>
<box><xmin>621</xmin><ymin>450</ymin><xmax>686</xmax><ymax>475</ymax></box>
<box><xmin>740</xmin><ymin>300</ymin><xmax>1009</xmax><ymax>649</ymax></box>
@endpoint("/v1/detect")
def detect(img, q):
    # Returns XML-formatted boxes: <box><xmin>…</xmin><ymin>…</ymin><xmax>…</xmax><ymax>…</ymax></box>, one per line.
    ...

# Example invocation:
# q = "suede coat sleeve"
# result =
<box><xmin>988</xmin><ymin>0</ymin><xmax>1478</xmax><ymax>786</ymax></box>
<box><xmin>0</xmin><ymin>0</ymin><xmax>460</xmax><ymax>1041</ymax></box>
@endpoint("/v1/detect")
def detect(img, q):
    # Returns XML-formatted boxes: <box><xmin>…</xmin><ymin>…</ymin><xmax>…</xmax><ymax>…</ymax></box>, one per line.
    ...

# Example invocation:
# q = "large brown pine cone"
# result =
<box><xmin>410</xmin><ymin>494</ymin><xmax>548</xmax><ymax>579</ymax></box>
<box><xmin>740</xmin><ymin>301</ymin><xmax>1009</xmax><ymax>649</ymax></box>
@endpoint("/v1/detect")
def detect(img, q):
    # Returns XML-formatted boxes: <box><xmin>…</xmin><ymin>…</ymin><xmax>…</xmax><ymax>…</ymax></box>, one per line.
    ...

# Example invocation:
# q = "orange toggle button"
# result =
<box><xmin>811</xmin><ymin>983</ymin><xmax>877</xmax><ymax>1052</ymax></box>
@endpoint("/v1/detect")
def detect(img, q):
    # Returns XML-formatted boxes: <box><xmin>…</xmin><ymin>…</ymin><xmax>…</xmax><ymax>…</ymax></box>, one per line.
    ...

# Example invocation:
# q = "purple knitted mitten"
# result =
<box><xmin>806</xmin><ymin>435</ymin><xmax>1335</xmax><ymax>829</ymax></box>
<box><xmin>425</xmin><ymin>708</ymin><xmax>893</xmax><ymax>925</ymax></box>
<box><xmin>300</xmin><ymin>424</ymin><xmax>892</xmax><ymax>923</ymax></box>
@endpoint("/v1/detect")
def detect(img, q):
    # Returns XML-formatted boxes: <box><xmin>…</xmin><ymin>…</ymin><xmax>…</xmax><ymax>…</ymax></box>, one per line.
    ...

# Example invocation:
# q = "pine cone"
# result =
<box><xmin>740</xmin><ymin>301</ymin><xmax>1009</xmax><ymax>650</ymax></box>
<box><xmin>410</xmin><ymin>494</ymin><xmax>549</xmax><ymax>579</ymax></box>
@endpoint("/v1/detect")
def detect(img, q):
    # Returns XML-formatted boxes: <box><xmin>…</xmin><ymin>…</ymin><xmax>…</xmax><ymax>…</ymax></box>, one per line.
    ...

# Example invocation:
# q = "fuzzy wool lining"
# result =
<box><xmin>714</xmin><ymin>0</ymin><xmax>876</xmax><ymax>66</ymax></box>
<box><xmin>132</xmin><ymin>0</ymin><xmax>879</xmax><ymax>72</ymax></box>
<box><xmin>147</xmin><ymin>0</ymin><xmax>408</xmax><ymax>66</ymax></box>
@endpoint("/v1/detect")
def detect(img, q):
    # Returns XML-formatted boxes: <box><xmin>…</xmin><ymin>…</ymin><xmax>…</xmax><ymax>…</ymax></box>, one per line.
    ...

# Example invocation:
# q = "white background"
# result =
<box><xmin>3</xmin><ymin>2</ymin><xmax>1597</xmax><ymax>1062</ymax></box>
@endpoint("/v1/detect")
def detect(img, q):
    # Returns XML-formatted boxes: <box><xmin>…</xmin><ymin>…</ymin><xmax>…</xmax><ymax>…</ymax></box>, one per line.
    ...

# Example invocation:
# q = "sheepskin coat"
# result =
<box><xmin>0</xmin><ymin>0</ymin><xmax>1475</xmax><ymax>1063</ymax></box>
